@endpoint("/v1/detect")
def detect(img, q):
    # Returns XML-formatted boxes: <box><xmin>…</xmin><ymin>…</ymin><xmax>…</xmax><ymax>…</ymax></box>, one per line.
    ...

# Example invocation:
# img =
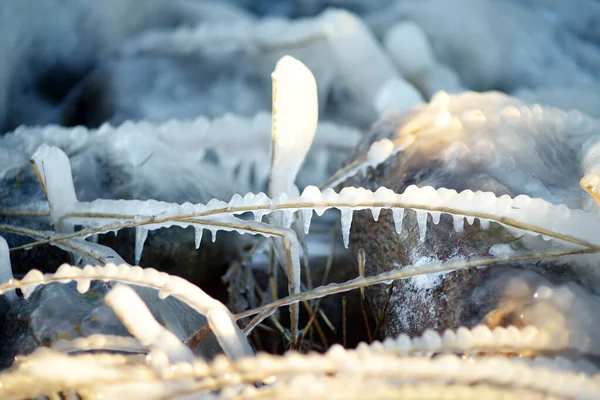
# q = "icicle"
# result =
<box><xmin>194</xmin><ymin>228</ymin><xmax>203</xmax><ymax>250</ymax></box>
<box><xmin>452</xmin><ymin>215</ymin><xmax>464</xmax><ymax>233</ymax></box>
<box><xmin>416</xmin><ymin>211</ymin><xmax>428</xmax><ymax>242</ymax></box>
<box><xmin>211</xmin><ymin>229</ymin><xmax>217</xmax><ymax>243</ymax></box>
<box><xmin>301</xmin><ymin>209</ymin><xmax>313</xmax><ymax>234</ymax></box>
<box><xmin>479</xmin><ymin>218</ymin><xmax>490</xmax><ymax>230</ymax></box>
<box><xmin>371</xmin><ymin>207</ymin><xmax>381</xmax><ymax>221</ymax></box>
<box><xmin>392</xmin><ymin>208</ymin><xmax>405</xmax><ymax>234</ymax></box>
<box><xmin>281</xmin><ymin>209</ymin><xmax>295</xmax><ymax>228</ymax></box>
<box><xmin>252</xmin><ymin>211</ymin><xmax>267</xmax><ymax>222</ymax></box>
<box><xmin>134</xmin><ymin>228</ymin><xmax>148</xmax><ymax>265</ymax></box>
<box><xmin>430</xmin><ymin>211</ymin><xmax>441</xmax><ymax>225</ymax></box>
<box><xmin>340</xmin><ymin>208</ymin><xmax>353</xmax><ymax>248</ymax></box>
<box><xmin>76</xmin><ymin>280</ymin><xmax>91</xmax><ymax>294</ymax></box>
<box><xmin>466</xmin><ymin>216</ymin><xmax>475</xmax><ymax>225</ymax></box>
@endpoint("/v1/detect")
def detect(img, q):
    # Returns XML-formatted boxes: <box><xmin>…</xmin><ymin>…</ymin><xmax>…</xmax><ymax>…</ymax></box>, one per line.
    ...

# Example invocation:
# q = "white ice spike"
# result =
<box><xmin>416</xmin><ymin>211</ymin><xmax>428</xmax><ymax>242</ymax></box>
<box><xmin>194</xmin><ymin>227</ymin><xmax>203</xmax><ymax>250</ymax></box>
<box><xmin>134</xmin><ymin>228</ymin><xmax>148</xmax><ymax>265</ymax></box>
<box><xmin>301</xmin><ymin>209</ymin><xmax>313</xmax><ymax>234</ymax></box>
<box><xmin>340</xmin><ymin>208</ymin><xmax>353</xmax><ymax>249</ymax></box>
<box><xmin>453</xmin><ymin>215</ymin><xmax>464</xmax><ymax>233</ymax></box>
<box><xmin>371</xmin><ymin>207</ymin><xmax>381</xmax><ymax>222</ymax></box>
<box><xmin>392</xmin><ymin>208</ymin><xmax>405</xmax><ymax>235</ymax></box>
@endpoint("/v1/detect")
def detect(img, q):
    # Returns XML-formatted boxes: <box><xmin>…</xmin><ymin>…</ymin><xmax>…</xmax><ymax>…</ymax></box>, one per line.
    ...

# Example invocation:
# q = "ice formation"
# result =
<box><xmin>2</xmin><ymin>0</ymin><xmax>600</xmax><ymax>397</ymax></box>
<box><xmin>269</xmin><ymin>56</ymin><xmax>318</xmax><ymax>196</ymax></box>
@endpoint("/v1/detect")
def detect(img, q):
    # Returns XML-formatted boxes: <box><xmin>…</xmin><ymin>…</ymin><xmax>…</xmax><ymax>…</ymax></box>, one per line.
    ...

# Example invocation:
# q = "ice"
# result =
<box><xmin>416</xmin><ymin>210</ymin><xmax>428</xmax><ymax>242</ymax></box>
<box><xmin>368</xmin><ymin>0</ymin><xmax>600</xmax><ymax>92</ymax></box>
<box><xmin>194</xmin><ymin>227</ymin><xmax>203</xmax><ymax>250</ymax></box>
<box><xmin>452</xmin><ymin>215</ymin><xmax>464</xmax><ymax>233</ymax></box>
<box><xmin>366</xmin><ymin>138</ymin><xmax>395</xmax><ymax>164</ymax></box>
<box><xmin>320</xmin><ymin>9</ymin><xmax>400</xmax><ymax>119</ymax></box>
<box><xmin>340</xmin><ymin>208</ymin><xmax>353</xmax><ymax>249</ymax></box>
<box><xmin>134</xmin><ymin>228</ymin><xmax>149</xmax><ymax>266</ymax></box>
<box><xmin>384</xmin><ymin>21</ymin><xmax>435</xmax><ymax>81</ymax></box>
<box><xmin>105</xmin><ymin>285</ymin><xmax>194</xmax><ymax>364</ymax></box>
<box><xmin>479</xmin><ymin>218</ymin><xmax>490</xmax><ymax>230</ymax></box>
<box><xmin>373</xmin><ymin>78</ymin><xmax>423</xmax><ymax>115</ymax></box>
<box><xmin>301</xmin><ymin>209</ymin><xmax>313</xmax><ymax>234</ymax></box>
<box><xmin>370</xmin><ymin>207</ymin><xmax>381</xmax><ymax>222</ymax></box>
<box><xmin>0</xmin><ymin>237</ymin><xmax>17</xmax><ymax>302</ymax></box>
<box><xmin>30</xmin><ymin>144</ymin><xmax>78</xmax><ymax>230</ymax></box>
<box><xmin>269</xmin><ymin>56</ymin><xmax>318</xmax><ymax>196</ymax></box>
<box><xmin>392</xmin><ymin>208</ymin><xmax>405</xmax><ymax>234</ymax></box>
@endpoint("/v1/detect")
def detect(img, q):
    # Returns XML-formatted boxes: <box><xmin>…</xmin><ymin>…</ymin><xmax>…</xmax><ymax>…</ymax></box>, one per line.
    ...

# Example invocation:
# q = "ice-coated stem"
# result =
<box><xmin>105</xmin><ymin>284</ymin><xmax>194</xmax><ymax>366</ymax></box>
<box><xmin>30</xmin><ymin>144</ymin><xmax>78</xmax><ymax>232</ymax></box>
<box><xmin>269</xmin><ymin>55</ymin><xmax>318</xmax><ymax>198</ymax></box>
<box><xmin>0</xmin><ymin>236</ymin><xmax>17</xmax><ymax>302</ymax></box>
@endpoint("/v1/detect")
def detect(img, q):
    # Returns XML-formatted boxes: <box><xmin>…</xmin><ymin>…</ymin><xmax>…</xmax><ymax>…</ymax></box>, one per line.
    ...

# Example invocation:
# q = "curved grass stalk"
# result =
<box><xmin>236</xmin><ymin>247</ymin><xmax>597</xmax><ymax>332</ymax></box>
<box><xmin>105</xmin><ymin>285</ymin><xmax>194</xmax><ymax>367</ymax></box>
<box><xmin>369</xmin><ymin>324</ymin><xmax>593</xmax><ymax>357</ymax></box>
<box><xmin>3</xmin><ymin>344</ymin><xmax>598</xmax><ymax>400</ymax></box>
<box><xmin>9</xmin><ymin>183</ymin><xmax>599</xmax><ymax>252</ymax></box>
<box><xmin>0</xmin><ymin>224</ymin><xmax>119</xmax><ymax>265</ymax></box>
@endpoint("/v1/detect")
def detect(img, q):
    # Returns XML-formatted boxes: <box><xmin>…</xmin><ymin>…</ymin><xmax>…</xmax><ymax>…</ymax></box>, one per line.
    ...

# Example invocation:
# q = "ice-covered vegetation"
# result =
<box><xmin>2</xmin><ymin>0</ymin><xmax>600</xmax><ymax>398</ymax></box>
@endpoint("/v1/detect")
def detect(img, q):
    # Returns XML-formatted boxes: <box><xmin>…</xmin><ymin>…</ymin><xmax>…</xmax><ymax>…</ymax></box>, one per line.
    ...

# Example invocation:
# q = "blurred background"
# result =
<box><xmin>1</xmin><ymin>0</ymin><xmax>599</xmax><ymax>135</ymax></box>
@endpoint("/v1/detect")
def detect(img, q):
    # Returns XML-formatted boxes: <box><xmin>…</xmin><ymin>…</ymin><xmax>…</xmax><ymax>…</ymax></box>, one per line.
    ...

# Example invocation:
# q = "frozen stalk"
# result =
<box><xmin>30</xmin><ymin>144</ymin><xmax>78</xmax><ymax>232</ymax></box>
<box><xmin>0</xmin><ymin>236</ymin><xmax>17</xmax><ymax>302</ymax></box>
<box><xmin>105</xmin><ymin>284</ymin><xmax>194</xmax><ymax>366</ymax></box>
<box><xmin>269</xmin><ymin>55</ymin><xmax>318</xmax><ymax>197</ymax></box>
<box><xmin>268</xmin><ymin>55</ymin><xmax>318</xmax><ymax>347</ymax></box>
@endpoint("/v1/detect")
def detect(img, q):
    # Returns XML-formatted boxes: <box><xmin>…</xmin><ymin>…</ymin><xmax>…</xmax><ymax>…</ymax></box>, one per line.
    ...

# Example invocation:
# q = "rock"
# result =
<box><xmin>343</xmin><ymin>91</ymin><xmax>600</xmax><ymax>340</ymax></box>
